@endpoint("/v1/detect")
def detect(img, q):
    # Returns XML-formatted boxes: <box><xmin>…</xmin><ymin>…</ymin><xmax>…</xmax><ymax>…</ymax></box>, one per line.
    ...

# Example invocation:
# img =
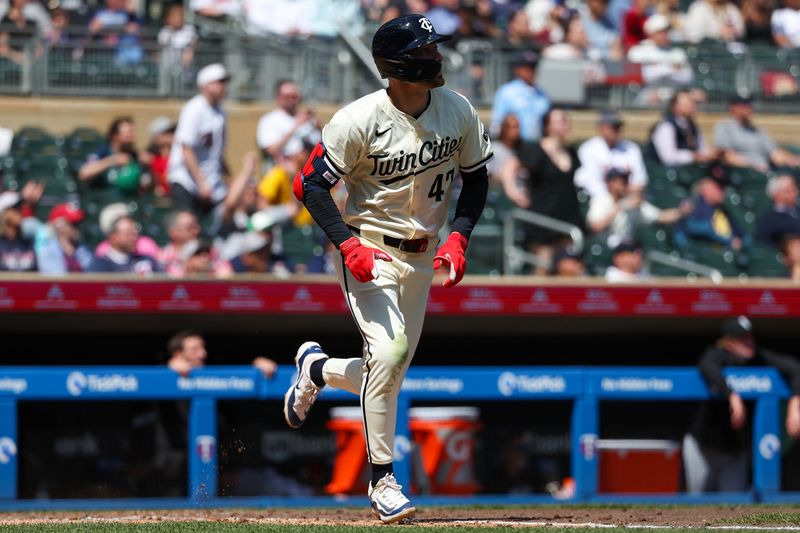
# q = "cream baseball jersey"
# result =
<box><xmin>321</xmin><ymin>87</ymin><xmax>493</xmax><ymax>240</ymax></box>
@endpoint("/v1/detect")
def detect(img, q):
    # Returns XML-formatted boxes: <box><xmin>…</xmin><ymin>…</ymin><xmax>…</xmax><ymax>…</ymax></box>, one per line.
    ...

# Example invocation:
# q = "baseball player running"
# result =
<box><xmin>284</xmin><ymin>14</ymin><xmax>492</xmax><ymax>523</ymax></box>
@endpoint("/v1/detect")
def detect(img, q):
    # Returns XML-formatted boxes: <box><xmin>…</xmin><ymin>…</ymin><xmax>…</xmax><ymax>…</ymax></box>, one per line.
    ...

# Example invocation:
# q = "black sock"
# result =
<box><xmin>371</xmin><ymin>462</ymin><xmax>393</xmax><ymax>486</ymax></box>
<box><xmin>309</xmin><ymin>358</ymin><xmax>326</xmax><ymax>388</ymax></box>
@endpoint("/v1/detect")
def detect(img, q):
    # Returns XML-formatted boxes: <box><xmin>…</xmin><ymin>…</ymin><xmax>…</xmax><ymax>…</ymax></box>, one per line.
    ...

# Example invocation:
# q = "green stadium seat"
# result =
<box><xmin>682</xmin><ymin>242</ymin><xmax>742</xmax><ymax>277</ymax></box>
<box><xmin>747</xmin><ymin>245</ymin><xmax>789</xmax><ymax>278</ymax></box>
<box><xmin>585</xmin><ymin>236</ymin><xmax>612</xmax><ymax>276</ymax></box>
<box><xmin>281</xmin><ymin>224</ymin><xmax>321</xmax><ymax>267</ymax></box>
<box><xmin>11</xmin><ymin>126</ymin><xmax>61</xmax><ymax>155</ymax></box>
<box><xmin>635</xmin><ymin>224</ymin><xmax>673</xmax><ymax>254</ymax></box>
<box><xmin>465</xmin><ymin>224</ymin><xmax>503</xmax><ymax>275</ymax></box>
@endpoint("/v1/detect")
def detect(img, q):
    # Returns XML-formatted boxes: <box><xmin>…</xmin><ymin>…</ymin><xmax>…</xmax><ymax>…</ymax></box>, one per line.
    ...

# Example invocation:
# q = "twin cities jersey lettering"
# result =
<box><xmin>322</xmin><ymin>87</ymin><xmax>493</xmax><ymax>240</ymax></box>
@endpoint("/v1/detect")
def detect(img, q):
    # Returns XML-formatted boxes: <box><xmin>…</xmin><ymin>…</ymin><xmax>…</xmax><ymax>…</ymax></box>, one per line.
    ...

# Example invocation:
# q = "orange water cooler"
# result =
<box><xmin>325</xmin><ymin>406</ymin><xmax>481</xmax><ymax>496</ymax></box>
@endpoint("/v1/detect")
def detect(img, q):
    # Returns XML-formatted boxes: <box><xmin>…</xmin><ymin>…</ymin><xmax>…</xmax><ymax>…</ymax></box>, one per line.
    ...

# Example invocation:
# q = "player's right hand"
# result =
<box><xmin>339</xmin><ymin>236</ymin><xmax>392</xmax><ymax>282</ymax></box>
<box><xmin>729</xmin><ymin>392</ymin><xmax>746</xmax><ymax>430</ymax></box>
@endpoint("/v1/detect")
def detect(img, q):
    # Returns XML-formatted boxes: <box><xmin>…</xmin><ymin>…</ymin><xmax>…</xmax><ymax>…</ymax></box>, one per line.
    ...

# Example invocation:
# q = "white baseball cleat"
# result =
<box><xmin>283</xmin><ymin>341</ymin><xmax>328</xmax><ymax>429</ymax></box>
<box><xmin>368</xmin><ymin>473</ymin><xmax>416</xmax><ymax>524</ymax></box>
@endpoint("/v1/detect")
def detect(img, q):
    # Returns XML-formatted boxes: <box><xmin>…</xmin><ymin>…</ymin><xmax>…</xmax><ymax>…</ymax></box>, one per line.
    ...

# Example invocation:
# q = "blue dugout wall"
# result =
<box><xmin>0</xmin><ymin>365</ymin><xmax>796</xmax><ymax>509</ymax></box>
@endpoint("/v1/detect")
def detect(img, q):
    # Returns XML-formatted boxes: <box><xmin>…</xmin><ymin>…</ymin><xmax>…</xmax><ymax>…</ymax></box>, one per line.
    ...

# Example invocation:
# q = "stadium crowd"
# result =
<box><xmin>1</xmin><ymin>0</ymin><xmax>800</xmax><ymax>279</ymax></box>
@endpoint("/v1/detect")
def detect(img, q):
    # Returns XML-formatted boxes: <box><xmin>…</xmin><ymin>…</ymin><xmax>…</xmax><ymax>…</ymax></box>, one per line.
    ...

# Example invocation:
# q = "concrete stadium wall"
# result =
<box><xmin>3</xmin><ymin>97</ymin><xmax>800</xmax><ymax>174</ymax></box>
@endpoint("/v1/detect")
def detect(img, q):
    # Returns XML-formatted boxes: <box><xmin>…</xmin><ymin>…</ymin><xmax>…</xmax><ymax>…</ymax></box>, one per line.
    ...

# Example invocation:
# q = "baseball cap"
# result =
<box><xmin>644</xmin><ymin>13</ymin><xmax>670</xmax><ymax>35</ymax></box>
<box><xmin>729</xmin><ymin>93</ymin><xmax>753</xmax><ymax>106</ymax></box>
<box><xmin>99</xmin><ymin>202</ymin><xmax>130</xmax><ymax>236</ymax></box>
<box><xmin>611</xmin><ymin>239</ymin><xmax>642</xmax><ymax>256</ymax></box>
<box><xmin>721</xmin><ymin>315</ymin><xmax>753</xmax><ymax>337</ymax></box>
<box><xmin>605</xmin><ymin>167</ymin><xmax>631</xmax><ymax>181</ymax></box>
<box><xmin>48</xmin><ymin>203</ymin><xmax>85</xmax><ymax>224</ymax></box>
<box><xmin>598</xmin><ymin>110</ymin><xmax>624</xmax><ymax>127</ymax></box>
<box><xmin>0</xmin><ymin>191</ymin><xmax>22</xmax><ymax>214</ymax></box>
<box><xmin>148</xmin><ymin>116</ymin><xmax>177</xmax><ymax>137</ymax></box>
<box><xmin>196</xmin><ymin>63</ymin><xmax>230</xmax><ymax>88</ymax></box>
<box><xmin>514</xmin><ymin>50</ymin><xmax>539</xmax><ymax>68</ymax></box>
<box><xmin>180</xmin><ymin>239</ymin><xmax>212</xmax><ymax>261</ymax></box>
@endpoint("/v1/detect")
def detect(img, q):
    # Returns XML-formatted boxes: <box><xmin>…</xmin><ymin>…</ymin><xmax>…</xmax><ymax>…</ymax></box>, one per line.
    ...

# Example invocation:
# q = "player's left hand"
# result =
<box><xmin>434</xmin><ymin>232</ymin><xmax>468</xmax><ymax>288</ymax></box>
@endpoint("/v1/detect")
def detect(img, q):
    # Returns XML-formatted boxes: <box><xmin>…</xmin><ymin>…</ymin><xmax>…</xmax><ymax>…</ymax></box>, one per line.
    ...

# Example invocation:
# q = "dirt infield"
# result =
<box><xmin>0</xmin><ymin>505</ymin><xmax>798</xmax><ymax>528</ymax></box>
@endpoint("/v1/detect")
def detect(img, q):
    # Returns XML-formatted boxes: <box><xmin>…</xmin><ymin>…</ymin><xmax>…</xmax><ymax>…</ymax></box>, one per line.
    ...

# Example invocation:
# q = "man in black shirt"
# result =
<box><xmin>684</xmin><ymin>316</ymin><xmax>800</xmax><ymax>493</ymax></box>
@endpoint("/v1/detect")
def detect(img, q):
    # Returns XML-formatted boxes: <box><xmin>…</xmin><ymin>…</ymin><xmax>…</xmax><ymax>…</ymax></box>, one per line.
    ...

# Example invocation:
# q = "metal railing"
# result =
<box><xmin>503</xmin><ymin>207</ymin><xmax>584</xmax><ymax>274</ymax></box>
<box><xmin>3</xmin><ymin>29</ymin><xmax>800</xmax><ymax>110</ymax></box>
<box><xmin>644</xmin><ymin>250</ymin><xmax>724</xmax><ymax>284</ymax></box>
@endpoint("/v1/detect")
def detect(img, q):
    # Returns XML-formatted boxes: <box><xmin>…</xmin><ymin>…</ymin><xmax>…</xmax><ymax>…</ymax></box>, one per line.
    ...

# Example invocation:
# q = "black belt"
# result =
<box><xmin>347</xmin><ymin>225</ymin><xmax>429</xmax><ymax>253</ymax></box>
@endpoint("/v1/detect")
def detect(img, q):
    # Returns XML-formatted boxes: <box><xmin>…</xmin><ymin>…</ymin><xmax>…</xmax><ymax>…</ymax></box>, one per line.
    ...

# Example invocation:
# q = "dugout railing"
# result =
<box><xmin>0</xmin><ymin>365</ymin><xmax>796</xmax><ymax>509</ymax></box>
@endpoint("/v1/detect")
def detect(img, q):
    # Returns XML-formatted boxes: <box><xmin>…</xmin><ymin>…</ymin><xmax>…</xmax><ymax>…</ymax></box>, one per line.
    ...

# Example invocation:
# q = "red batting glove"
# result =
<box><xmin>339</xmin><ymin>236</ymin><xmax>392</xmax><ymax>283</ymax></box>
<box><xmin>434</xmin><ymin>232</ymin><xmax>468</xmax><ymax>288</ymax></box>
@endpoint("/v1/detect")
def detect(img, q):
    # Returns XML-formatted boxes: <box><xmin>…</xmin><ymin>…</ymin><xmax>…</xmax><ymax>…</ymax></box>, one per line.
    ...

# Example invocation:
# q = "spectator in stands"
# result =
<box><xmin>605</xmin><ymin>239</ymin><xmax>649</xmax><ymax>281</ymax></box>
<box><xmin>713</xmin><ymin>94</ymin><xmax>800</xmax><ymax>172</ymax></box>
<box><xmin>158</xmin><ymin>4</ymin><xmax>197</xmax><ymax>81</ymax></box>
<box><xmin>158</xmin><ymin>209</ymin><xmax>201</xmax><ymax>275</ymax></box>
<box><xmin>683</xmin><ymin>316</ymin><xmax>800</xmax><ymax>493</ymax></box>
<box><xmin>34</xmin><ymin>203</ymin><xmax>93</xmax><ymax>274</ymax></box>
<box><xmin>179</xmin><ymin>239</ymin><xmax>232</xmax><ymax>277</ymax></box>
<box><xmin>257</xmin><ymin>143</ymin><xmax>310</xmax><ymax>227</ymax></box>
<box><xmin>502</xmin><ymin>8</ymin><xmax>536</xmax><ymax>47</ymax></box>
<box><xmin>501</xmin><ymin>107</ymin><xmax>584</xmax><ymax>274</ymax></box>
<box><xmin>622</xmin><ymin>0</ymin><xmax>651</xmax><ymax>49</ymax></box>
<box><xmin>256</xmin><ymin>80</ymin><xmax>321</xmax><ymax>168</ymax></box>
<box><xmin>588</xmin><ymin>167</ymin><xmax>691</xmax><ymax>248</ymax></box>
<box><xmin>95</xmin><ymin>202</ymin><xmax>160</xmax><ymax>260</ymax></box>
<box><xmin>306</xmin><ymin>234</ymin><xmax>336</xmax><ymax>274</ymax></box>
<box><xmin>684</xmin><ymin>0</ymin><xmax>744</xmax><ymax>43</ymax></box>
<box><xmin>542</xmin><ymin>16</ymin><xmax>607</xmax><ymax>84</ymax></box>
<box><xmin>166</xmin><ymin>329</ymin><xmax>278</xmax><ymax>377</ymax></box>
<box><xmin>755</xmin><ymin>174</ymin><xmax>800</xmax><ymax>249</ymax></box>
<box><xmin>425</xmin><ymin>0</ymin><xmax>461</xmax><ymax>35</ymax></box>
<box><xmin>78</xmin><ymin>116</ymin><xmax>150</xmax><ymax>193</ymax></box>
<box><xmin>781</xmin><ymin>235</ymin><xmax>800</xmax><ymax>281</ymax></box>
<box><xmin>146</xmin><ymin>116</ymin><xmax>176</xmax><ymax>196</ymax></box>
<box><xmin>674</xmin><ymin>172</ymin><xmax>746</xmax><ymax>251</ymax></box>
<box><xmin>84</xmin><ymin>0</ymin><xmax>143</xmax><ymax>65</ymax></box>
<box><xmin>0</xmin><ymin>0</ymin><xmax>52</xmax><ymax>35</ymax></box>
<box><xmin>487</xmin><ymin>113</ymin><xmax>522</xmax><ymax>191</ymax></box>
<box><xmin>168</xmin><ymin>63</ymin><xmax>230</xmax><ymax>224</ymax></box>
<box><xmin>490</xmin><ymin>51</ymin><xmax>550</xmax><ymax>141</ymax></box>
<box><xmin>550</xmin><ymin>246</ymin><xmax>587</xmax><ymax>276</ymax></box>
<box><xmin>45</xmin><ymin>7</ymin><xmax>70</xmax><ymax>46</ymax></box>
<box><xmin>190</xmin><ymin>0</ymin><xmax>242</xmax><ymax>20</ymax></box>
<box><xmin>741</xmin><ymin>0</ymin><xmax>775</xmax><ymax>42</ymax></box>
<box><xmin>0</xmin><ymin>0</ymin><xmax>45</xmax><ymax>64</ymax></box>
<box><xmin>245</xmin><ymin>0</ymin><xmax>312</xmax><ymax>36</ymax></box>
<box><xmin>627</xmin><ymin>14</ymin><xmax>694</xmax><ymax>105</ymax></box>
<box><xmin>229</xmin><ymin>231</ymin><xmax>293</xmax><ymax>276</ymax></box>
<box><xmin>653</xmin><ymin>0</ymin><xmax>687</xmax><ymax>41</ymax></box>
<box><xmin>649</xmin><ymin>89</ymin><xmax>717</xmax><ymax>167</ymax></box>
<box><xmin>88</xmin><ymin>215</ymin><xmax>161</xmax><ymax>274</ymax></box>
<box><xmin>0</xmin><ymin>191</ymin><xmax>35</xmax><ymax>271</ymax></box>
<box><xmin>158</xmin><ymin>210</ymin><xmax>232</xmax><ymax>278</ymax></box>
<box><xmin>575</xmin><ymin>110</ymin><xmax>649</xmax><ymax>197</ymax></box>
<box><xmin>771</xmin><ymin>0</ymin><xmax>800</xmax><ymax>47</ymax></box>
<box><xmin>578</xmin><ymin>0</ymin><xmax>623</xmax><ymax>60</ymax></box>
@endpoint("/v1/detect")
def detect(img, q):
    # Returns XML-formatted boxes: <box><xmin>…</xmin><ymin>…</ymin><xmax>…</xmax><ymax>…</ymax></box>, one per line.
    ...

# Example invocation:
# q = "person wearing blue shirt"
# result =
<box><xmin>674</xmin><ymin>174</ymin><xmax>747</xmax><ymax>251</ymax></box>
<box><xmin>490</xmin><ymin>50</ymin><xmax>550</xmax><ymax>142</ymax></box>
<box><xmin>88</xmin><ymin>215</ymin><xmax>161</xmax><ymax>274</ymax></box>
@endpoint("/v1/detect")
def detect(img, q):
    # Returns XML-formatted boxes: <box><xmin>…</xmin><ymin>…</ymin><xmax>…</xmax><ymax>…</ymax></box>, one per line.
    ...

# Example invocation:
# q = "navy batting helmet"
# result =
<box><xmin>372</xmin><ymin>14</ymin><xmax>451</xmax><ymax>82</ymax></box>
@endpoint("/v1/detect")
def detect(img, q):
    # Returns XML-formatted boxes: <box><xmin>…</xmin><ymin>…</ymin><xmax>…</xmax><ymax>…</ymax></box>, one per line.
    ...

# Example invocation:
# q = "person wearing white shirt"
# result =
<box><xmin>256</xmin><ymin>79</ymin><xmax>322</xmax><ymax>166</ymax></box>
<box><xmin>684</xmin><ymin>0</ymin><xmax>744</xmax><ymax>43</ymax></box>
<box><xmin>605</xmin><ymin>240</ymin><xmax>651</xmax><ymax>282</ymax></box>
<box><xmin>575</xmin><ymin>110</ymin><xmax>648</xmax><ymax>197</ymax></box>
<box><xmin>627</xmin><ymin>14</ymin><xmax>693</xmax><ymax>104</ymax></box>
<box><xmin>588</xmin><ymin>167</ymin><xmax>691</xmax><ymax>249</ymax></box>
<box><xmin>771</xmin><ymin>0</ymin><xmax>800</xmax><ymax>48</ymax></box>
<box><xmin>168</xmin><ymin>63</ymin><xmax>230</xmax><ymax>222</ymax></box>
<box><xmin>649</xmin><ymin>89</ymin><xmax>717</xmax><ymax>166</ymax></box>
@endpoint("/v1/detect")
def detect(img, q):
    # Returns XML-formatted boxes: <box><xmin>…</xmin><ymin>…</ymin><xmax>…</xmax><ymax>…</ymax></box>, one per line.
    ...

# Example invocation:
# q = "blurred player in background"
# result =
<box><xmin>283</xmin><ymin>14</ymin><xmax>492</xmax><ymax>523</ymax></box>
<box><xmin>684</xmin><ymin>316</ymin><xmax>800</xmax><ymax>492</ymax></box>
